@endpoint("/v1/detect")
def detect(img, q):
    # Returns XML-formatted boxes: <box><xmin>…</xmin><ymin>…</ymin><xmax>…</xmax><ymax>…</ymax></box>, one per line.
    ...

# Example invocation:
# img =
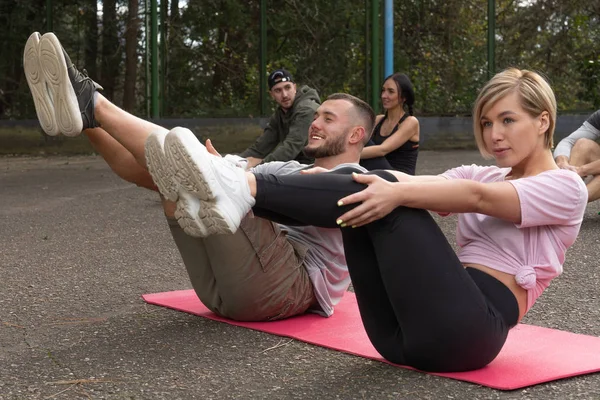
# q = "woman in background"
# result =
<box><xmin>360</xmin><ymin>73</ymin><xmax>420</xmax><ymax>174</ymax></box>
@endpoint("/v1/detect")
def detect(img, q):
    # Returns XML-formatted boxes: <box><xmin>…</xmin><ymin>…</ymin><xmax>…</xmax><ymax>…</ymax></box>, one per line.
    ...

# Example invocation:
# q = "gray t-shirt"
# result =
<box><xmin>554</xmin><ymin>110</ymin><xmax>600</xmax><ymax>158</ymax></box>
<box><xmin>252</xmin><ymin>161</ymin><xmax>367</xmax><ymax>316</ymax></box>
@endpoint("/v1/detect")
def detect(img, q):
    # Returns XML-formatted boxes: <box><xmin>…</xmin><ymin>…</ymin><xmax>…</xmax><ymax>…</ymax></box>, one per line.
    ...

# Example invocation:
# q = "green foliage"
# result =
<box><xmin>2</xmin><ymin>0</ymin><xmax>600</xmax><ymax>121</ymax></box>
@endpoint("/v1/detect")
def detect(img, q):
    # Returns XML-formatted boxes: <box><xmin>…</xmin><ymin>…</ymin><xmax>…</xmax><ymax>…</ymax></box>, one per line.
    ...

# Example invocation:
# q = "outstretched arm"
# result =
<box><xmin>337</xmin><ymin>174</ymin><xmax>520</xmax><ymax>227</ymax></box>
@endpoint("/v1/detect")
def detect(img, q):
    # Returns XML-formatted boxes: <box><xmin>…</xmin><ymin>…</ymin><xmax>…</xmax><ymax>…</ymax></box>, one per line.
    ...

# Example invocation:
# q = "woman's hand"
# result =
<box><xmin>336</xmin><ymin>173</ymin><xmax>401</xmax><ymax>227</ymax></box>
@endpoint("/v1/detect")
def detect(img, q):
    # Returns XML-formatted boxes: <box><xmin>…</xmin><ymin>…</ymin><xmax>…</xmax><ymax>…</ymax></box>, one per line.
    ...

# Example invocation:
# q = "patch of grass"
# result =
<box><xmin>0</xmin><ymin>124</ymin><xmax>264</xmax><ymax>156</ymax></box>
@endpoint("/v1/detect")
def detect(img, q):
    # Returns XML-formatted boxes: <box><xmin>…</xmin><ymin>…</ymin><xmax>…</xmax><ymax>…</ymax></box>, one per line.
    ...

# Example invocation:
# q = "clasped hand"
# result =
<box><xmin>336</xmin><ymin>173</ymin><xmax>401</xmax><ymax>228</ymax></box>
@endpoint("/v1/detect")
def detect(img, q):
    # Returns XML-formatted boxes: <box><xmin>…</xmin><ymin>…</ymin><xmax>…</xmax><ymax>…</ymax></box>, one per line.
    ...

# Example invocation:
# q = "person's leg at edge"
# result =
<box><xmin>568</xmin><ymin>139</ymin><xmax>600</xmax><ymax>202</ymax></box>
<box><xmin>84</xmin><ymin>127</ymin><xmax>157</xmax><ymax>191</ymax></box>
<box><xmin>248</xmin><ymin>170</ymin><xmax>519</xmax><ymax>372</ymax></box>
<box><xmin>25</xmin><ymin>32</ymin><xmax>167</xmax><ymax>191</ymax></box>
<box><xmin>569</xmin><ymin>138</ymin><xmax>600</xmax><ymax>167</ymax></box>
<box><xmin>587</xmin><ymin>176</ymin><xmax>600</xmax><ymax>202</ymax></box>
<box><xmin>92</xmin><ymin>93</ymin><xmax>166</xmax><ymax>169</ymax></box>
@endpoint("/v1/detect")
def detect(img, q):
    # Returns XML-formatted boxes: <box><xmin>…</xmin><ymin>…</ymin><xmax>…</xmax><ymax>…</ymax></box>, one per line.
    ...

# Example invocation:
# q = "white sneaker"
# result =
<box><xmin>37</xmin><ymin>33</ymin><xmax>83</xmax><ymax>137</ymax></box>
<box><xmin>145</xmin><ymin>130</ymin><xmax>179</xmax><ymax>202</ymax></box>
<box><xmin>145</xmin><ymin>130</ymin><xmax>211</xmax><ymax>238</ymax></box>
<box><xmin>24</xmin><ymin>32</ymin><xmax>59</xmax><ymax>136</ymax></box>
<box><xmin>174</xmin><ymin>191</ymin><xmax>211</xmax><ymax>238</ymax></box>
<box><xmin>164</xmin><ymin>127</ymin><xmax>255</xmax><ymax>236</ymax></box>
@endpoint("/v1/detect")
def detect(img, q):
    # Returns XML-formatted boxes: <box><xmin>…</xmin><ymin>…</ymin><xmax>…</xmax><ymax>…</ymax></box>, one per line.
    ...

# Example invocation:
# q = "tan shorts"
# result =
<box><xmin>166</xmin><ymin>213</ymin><xmax>317</xmax><ymax>321</ymax></box>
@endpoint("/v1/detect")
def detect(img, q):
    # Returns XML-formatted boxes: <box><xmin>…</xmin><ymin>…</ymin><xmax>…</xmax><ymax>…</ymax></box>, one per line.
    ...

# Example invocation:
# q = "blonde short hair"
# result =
<box><xmin>473</xmin><ymin>68</ymin><xmax>557</xmax><ymax>158</ymax></box>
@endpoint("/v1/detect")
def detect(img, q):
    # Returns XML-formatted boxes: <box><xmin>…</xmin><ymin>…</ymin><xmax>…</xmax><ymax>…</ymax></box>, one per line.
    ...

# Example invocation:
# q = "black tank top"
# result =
<box><xmin>371</xmin><ymin>114</ymin><xmax>419</xmax><ymax>175</ymax></box>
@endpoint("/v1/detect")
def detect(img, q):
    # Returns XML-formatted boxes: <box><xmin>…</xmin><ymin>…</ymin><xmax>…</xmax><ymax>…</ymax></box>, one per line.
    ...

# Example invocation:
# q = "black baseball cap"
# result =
<box><xmin>268</xmin><ymin>68</ymin><xmax>294</xmax><ymax>90</ymax></box>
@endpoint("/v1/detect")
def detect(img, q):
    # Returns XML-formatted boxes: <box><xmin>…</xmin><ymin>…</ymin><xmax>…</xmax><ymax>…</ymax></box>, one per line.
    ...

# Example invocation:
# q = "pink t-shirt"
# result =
<box><xmin>441</xmin><ymin>165</ymin><xmax>587</xmax><ymax>311</ymax></box>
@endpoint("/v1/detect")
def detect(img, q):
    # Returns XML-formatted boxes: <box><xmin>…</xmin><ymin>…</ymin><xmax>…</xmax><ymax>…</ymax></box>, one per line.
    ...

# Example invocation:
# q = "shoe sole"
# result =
<box><xmin>165</xmin><ymin>127</ymin><xmax>241</xmax><ymax>235</ymax></box>
<box><xmin>144</xmin><ymin>131</ymin><xmax>179</xmax><ymax>202</ymax></box>
<box><xmin>174</xmin><ymin>192</ymin><xmax>210</xmax><ymax>238</ymax></box>
<box><xmin>145</xmin><ymin>130</ymin><xmax>212</xmax><ymax>237</ymax></box>
<box><xmin>23</xmin><ymin>32</ymin><xmax>59</xmax><ymax>136</ymax></box>
<box><xmin>38</xmin><ymin>33</ymin><xmax>82</xmax><ymax>137</ymax></box>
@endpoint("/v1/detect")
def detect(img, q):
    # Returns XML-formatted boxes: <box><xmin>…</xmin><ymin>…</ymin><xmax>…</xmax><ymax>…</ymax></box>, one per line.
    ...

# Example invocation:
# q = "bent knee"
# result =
<box><xmin>573</xmin><ymin>138</ymin><xmax>600</xmax><ymax>153</ymax></box>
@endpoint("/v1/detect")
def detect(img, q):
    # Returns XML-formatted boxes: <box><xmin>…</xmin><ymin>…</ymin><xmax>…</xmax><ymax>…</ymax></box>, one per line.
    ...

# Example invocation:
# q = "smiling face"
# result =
<box><xmin>304</xmin><ymin>99</ymin><xmax>356</xmax><ymax>159</ymax></box>
<box><xmin>380</xmin><ymin>78</ymin><xmax>402</xmax><ymax>110</ymax></box>
<box><xmin>269</xmin><ymin>81</ymin><xmax>297</xmax><ymax>110</ymax></box>
<box><xmin>480</xmin><ymin>91</ymin><xmax>549</xmax><ymax>169</ymax></box>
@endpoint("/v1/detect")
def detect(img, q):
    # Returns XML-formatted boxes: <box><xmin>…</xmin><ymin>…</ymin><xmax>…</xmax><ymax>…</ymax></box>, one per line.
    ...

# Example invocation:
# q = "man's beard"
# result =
<box><xmin>303</xmin><ymin>133</ymin><xmax>347</xmax><ymax>159</ymax></box>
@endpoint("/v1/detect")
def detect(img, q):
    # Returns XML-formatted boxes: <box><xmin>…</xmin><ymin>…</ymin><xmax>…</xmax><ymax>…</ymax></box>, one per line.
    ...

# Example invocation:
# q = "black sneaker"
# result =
<box><xmin>36</xmin><ymin>32</ymin><xmax>102</xmax><ymax>137</ymax></box>
<box><xmin>62</xmin><ymin>43</ymin><xmax>103</xmax><ymax>132</ymax></box>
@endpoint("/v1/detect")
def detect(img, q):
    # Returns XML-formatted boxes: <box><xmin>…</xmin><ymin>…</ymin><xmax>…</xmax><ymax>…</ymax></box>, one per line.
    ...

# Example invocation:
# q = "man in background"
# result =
<box><xmin>240</xmin><ymin>69</ymin><xmax>320</xmax><ymax>168</ymax></box>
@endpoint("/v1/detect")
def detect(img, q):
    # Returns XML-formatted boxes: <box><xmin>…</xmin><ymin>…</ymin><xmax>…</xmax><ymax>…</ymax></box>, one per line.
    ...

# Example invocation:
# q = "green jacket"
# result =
<box><xmin>240</xmin><ymin>85</ymin><xmax>320</xmax><ymax>164</ymax></box>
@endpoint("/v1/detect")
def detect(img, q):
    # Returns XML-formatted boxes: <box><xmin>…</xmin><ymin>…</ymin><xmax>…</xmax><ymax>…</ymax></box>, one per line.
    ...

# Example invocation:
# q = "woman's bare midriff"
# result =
<box><xmin>463</xmin><ymin>263</ymin><xmax>527</xmax><ymax>322</ymax></box>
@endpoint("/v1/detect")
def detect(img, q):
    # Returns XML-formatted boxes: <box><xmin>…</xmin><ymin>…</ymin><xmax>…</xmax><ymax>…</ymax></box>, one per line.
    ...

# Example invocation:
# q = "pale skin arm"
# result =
<box><xmin>335</xmin><ymin>173</ymin><xmax>521</xmax><ymax>227</ymax></box>
<box><xmin>361</xmin><ymin>116</ymin><xmax>419</xmax><ymax>159</ymax></box>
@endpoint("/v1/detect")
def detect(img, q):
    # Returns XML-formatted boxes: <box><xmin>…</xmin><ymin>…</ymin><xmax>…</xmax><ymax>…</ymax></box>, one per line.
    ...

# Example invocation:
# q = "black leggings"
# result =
<box><xmin>253</xmin><ymin>169</ymin><xmax>519</xmax><ymax>372</ymax></box>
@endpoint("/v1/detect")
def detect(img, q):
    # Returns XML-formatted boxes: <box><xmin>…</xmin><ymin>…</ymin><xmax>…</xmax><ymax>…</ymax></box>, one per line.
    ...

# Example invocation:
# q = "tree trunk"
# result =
<box><xmin>82</xmin><ymin>0</ymin><xmax>98</xmax><ymax>79</ymax></box>
<box><xmin>100</xmin><ymin>0</ymin><xmax>120</xmax><ymax>100</ymax></box>
<box><xmin>123</xmin><ymin>0</ymin><xmax>139</xmax><ymax>112</ymax></box>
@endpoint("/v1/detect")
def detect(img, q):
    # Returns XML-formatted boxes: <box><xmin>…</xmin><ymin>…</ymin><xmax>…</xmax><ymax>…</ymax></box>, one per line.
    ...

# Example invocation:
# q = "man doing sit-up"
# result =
<box><xmin>23</xmin><ymin>31</ymin><xmax>375</xmax><ymax>321</ymax></box>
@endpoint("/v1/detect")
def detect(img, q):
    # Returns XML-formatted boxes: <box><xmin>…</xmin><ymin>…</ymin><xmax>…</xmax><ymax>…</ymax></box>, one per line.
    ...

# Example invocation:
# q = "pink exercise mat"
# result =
<box><xmin>142</xmin><ymin>289</ymin><xmax>600</xmax><ymax>390</ymax></box>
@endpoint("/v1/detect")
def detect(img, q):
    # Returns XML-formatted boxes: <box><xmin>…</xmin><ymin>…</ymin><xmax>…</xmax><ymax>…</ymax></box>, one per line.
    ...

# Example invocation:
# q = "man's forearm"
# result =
<box><xmin>555</xmin><ymin>155</ymin><xmax>570</xmax><ymax>166</ymax></box>
<box><xmin>579</xmin><ymin>159</ymin><xmax>600</xmax><ymax>177</ymax></box>
<box><xmin>245</xmin><ymin>156</ymin><xmax>263</xmax><ymax>169</ymax></box>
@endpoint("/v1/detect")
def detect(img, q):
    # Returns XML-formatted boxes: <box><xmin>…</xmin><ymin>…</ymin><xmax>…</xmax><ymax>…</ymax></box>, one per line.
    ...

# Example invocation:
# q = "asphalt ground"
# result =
<box><xmin>1</xmin><ymin>150</ymin><xmax>600</xmax><ymax>399</ymax></box>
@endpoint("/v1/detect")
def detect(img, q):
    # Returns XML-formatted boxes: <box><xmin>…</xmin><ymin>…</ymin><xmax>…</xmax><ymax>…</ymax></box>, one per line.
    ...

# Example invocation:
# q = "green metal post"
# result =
<box><xmin>145</xmin><ymin>0</ymin><xmax>151</xmax><ymax>118</ymax></box>
<box><xmin>46</xmin><ymin>0</ymin><xmax>53</xmax><ymax>32</ymax></box>
<box><xmin>371</xmin><ymin>0</ymin><xmax>380</xmax><ymax>110</ymax></box>
<box><xmin>365</xmin><ymin>0</ymin><xmax>370</xmax><ymax>103</ymax></box>
<box><xmin>160</xmin><ymin>0</ymin><xmax>168</xmax><ymax>116</ymax></box>
<box><xmin>259</xmin><ymin>0</ymin><xmax>267</xmax><ymax>116</ymax></box>
<box><xmin>151</xmin><ymin>0</ymin><xmax>159</xmax><ymax>118</ymax></box>
<box><xmin>487</xmin><ymin>0</ymin><xmax>496</xmax><ymax>80</ymax></box>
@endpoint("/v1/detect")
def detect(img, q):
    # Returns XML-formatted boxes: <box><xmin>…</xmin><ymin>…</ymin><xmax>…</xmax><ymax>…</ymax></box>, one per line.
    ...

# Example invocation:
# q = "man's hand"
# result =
<box><xmin>555</xmin><ymin>155</ymin><xmax>578</xmax><ymax>173</ymax></box>
<box><xmin>246</xmin><ymin>157</ymin><xmax>263</xmax><ymax>169</ymax></box>
<box><xmin>205</xmin><ymin>139</ymin><xmax>222</xmax><ymax>157</ymax></box>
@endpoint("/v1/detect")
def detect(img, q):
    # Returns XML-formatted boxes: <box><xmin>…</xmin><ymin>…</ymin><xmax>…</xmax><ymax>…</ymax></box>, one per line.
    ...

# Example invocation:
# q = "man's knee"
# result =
<box><xmin>572</xmin><ymin>138</ymin><xmax>600</xmax><ymax>155</ymax></box>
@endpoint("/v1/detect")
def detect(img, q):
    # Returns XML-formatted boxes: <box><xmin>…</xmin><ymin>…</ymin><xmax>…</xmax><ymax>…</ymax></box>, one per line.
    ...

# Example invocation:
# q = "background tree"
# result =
<box><xmin>123</xmin><ymin>0</ymin><xmax>139</xmax><ymax>112</ymax></box>
<box><xmin>100</xmin><ymin>0</ymin><xmax>120</xmax><ymax>101</ymax></box>
<box><xmin>82</xmin><ymin>0</ymin><xmax>99</xmax><ymax>79</ymax></box>
<box><xmin>2</xmin><ymin>0</ymin><xmax>600</xmax><ymax>120</ymax></box>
